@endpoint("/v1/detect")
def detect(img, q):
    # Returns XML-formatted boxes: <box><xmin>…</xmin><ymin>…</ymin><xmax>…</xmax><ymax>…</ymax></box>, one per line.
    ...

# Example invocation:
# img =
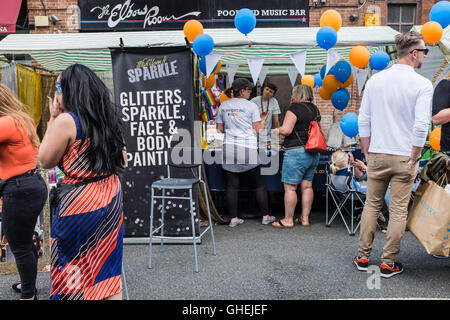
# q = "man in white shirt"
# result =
<box><xmin>353</xmin><ymin>31</ymin><xmax>433</xmax><ymax>278</ymax></box>
<box><xmin>251</xmin><ymin>83</ymin><xmax>281</xmax><ymax>148</ymax></box>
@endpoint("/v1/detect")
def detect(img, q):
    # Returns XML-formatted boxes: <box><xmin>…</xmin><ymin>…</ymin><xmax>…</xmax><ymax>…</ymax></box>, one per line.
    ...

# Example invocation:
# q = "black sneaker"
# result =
<box><xmin>353</xmin><ymin>256</ymin><xmax>369</xmax><ymax>271</ymax></box>
<box><xmin>380</xmin><ymin>262</ymin><xmax>404</xmax><ymax>278</ymax></box>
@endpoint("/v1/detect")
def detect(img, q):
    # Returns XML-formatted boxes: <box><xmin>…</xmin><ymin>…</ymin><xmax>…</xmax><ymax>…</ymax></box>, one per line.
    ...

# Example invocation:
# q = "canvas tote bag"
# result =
<box><xmin>407</xmin><ymin>174</ymin><xmax>450</xmax><ymax>256</ymax></box>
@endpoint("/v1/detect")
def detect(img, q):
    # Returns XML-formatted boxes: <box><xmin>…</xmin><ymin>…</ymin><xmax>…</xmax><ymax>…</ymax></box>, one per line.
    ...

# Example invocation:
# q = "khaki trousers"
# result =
<box><xmin>357</xmin><ymin>153</ymin><xmax>418</xmax><ymax>265</ymax></box>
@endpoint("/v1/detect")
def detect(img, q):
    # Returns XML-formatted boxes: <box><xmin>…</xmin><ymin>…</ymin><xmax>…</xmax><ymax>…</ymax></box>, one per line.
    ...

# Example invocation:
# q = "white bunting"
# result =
<box><xmin>287</xmin><ymin>66</ymin><xmax>299</xmax><ymax>87</ymax></box>
<box><xmin>247</xmin><ymin>57</ymin><xmax>265</xmax><ymax>86</ymax></box>
<box><xmin>351</xmin><ymin>66</ymin><xmax>369</xmax><ymax>95</ymax></box>
<box><xmin>205</xmin><ymin>51</ymin><xmax>222</xmax><ymax>78</ymax></box>
<box><xmin>289</xmin><ymin>50</ymin><xmax>307</xmax><ymax>77</ymax></box>
<box><xmin>226</xmin><ymin>64</ymin><xmax>239</xmax><ymax>87</ymax></box>
<box><xmin>258</xmin><ymin>66</ymin><xmax>270</xmax><ymax>86</ymax></box>
<box><xmin>326</xmin><ymin>48</ymin><xmax>342</xmax><ymax>75</ymax></box>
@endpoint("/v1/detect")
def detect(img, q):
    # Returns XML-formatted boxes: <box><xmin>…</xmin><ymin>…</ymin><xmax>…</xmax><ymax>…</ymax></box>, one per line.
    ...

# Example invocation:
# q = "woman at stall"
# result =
<box><xmin>0</xmin><ymin>84</ymin><xmax>48</xmax><ymax>300</ymax></box>
<box><xmin>216</xmin><ymin>78</ymin><xmax>275</xmax><ymax>227</ymax></box>
<box><xmin>39</xmin><ymin>64</ymin><xmax>127</xmax><ymax>300</ymax></box>
<box><xmin>272</xmin><ymin>84</ymin><xmax>321</xmax><ymax>228</ymax></box>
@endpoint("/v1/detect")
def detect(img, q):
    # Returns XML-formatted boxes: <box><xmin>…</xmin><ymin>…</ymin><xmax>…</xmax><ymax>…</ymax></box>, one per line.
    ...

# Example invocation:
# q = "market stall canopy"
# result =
<box><xmin>0</xmin><ymin>26</ymin><xmax>400</xmax><ymax>75</ymax></box>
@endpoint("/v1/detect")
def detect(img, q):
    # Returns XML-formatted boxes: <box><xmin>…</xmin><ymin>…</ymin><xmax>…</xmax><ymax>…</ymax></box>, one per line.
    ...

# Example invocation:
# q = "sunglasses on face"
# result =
<box><xmin>55</xmin><ymin>81</ymin><xmax>62</xmax><ymax>94</ymax></box>
<box><xmin>410</xmin><ymin>48</ymin><xmax>429</xmax><ymax>55</ymax></box>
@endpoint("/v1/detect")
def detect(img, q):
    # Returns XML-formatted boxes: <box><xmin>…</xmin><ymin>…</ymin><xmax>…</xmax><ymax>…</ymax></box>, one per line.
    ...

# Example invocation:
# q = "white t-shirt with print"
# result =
<box><xmin>216</xmin><ymin>98</ymin><xmax>261</xmax><ymax>149</ymax></box>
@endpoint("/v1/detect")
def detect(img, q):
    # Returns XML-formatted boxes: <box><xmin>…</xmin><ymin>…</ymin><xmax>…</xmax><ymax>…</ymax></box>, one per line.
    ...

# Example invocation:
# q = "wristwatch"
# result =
<box><xmin>408</xmin><ymin>157</ymin><xmax>420</xmax><ymax>164</ymax></box>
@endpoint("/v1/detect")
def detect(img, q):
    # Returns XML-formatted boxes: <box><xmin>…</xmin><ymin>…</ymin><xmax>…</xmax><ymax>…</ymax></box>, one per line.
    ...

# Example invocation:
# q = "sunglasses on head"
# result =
<box><xmin>55</xmin><ymin>81</ymin><xmax>62</xmax><ymax>94</ymax></box>
<box><xmin>410</xmin><ymin>48</ymin><xmax>429</xmax><ymax>55</ymax></box>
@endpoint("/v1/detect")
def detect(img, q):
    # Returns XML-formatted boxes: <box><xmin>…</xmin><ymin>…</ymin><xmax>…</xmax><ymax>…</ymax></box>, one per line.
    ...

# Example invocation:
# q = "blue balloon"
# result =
<box><xmin>316</xmin><ymin>27</ymin><xmax>337</xmax><ymax>50</ymax></box>
<box><xmin>370</xmin><ymin>51</ymin><xmax>390</xmax><ymax>71</ymax></box>
<box><xmin>314</xmin><ymin>73</ymin><xmax>323</xmax><ymax>87</ymax></box>
<box><xmin>340</xmin><ymin>112</ymin><xmax>359</xmax><ymax>138</ymax></box>
<box><xmin>331</xmin><ymin>88</ymin><xmax>350</xmax><ymax>111</ymax></box>
<box><xmin>234</xmin><ymin>8</ymin><xmax>256</xmax><ymax>35</ymax></box>
<box><xmin>320</xmin><ymin>64</ymin><xmax>327</xmax><ymax>79</ymax></box>
<box><xmin>430</xmin><ymin>1</ymin><xmax>450</xmax><ymax>29</ymax></box>
<box><xmin>193</xmin><ymin>34</ymin><xmax>214</xmax><ymax>56</ymax></box>
<box><xmin>199</xmin><ymin>56</ymin><xmax>218</xmax><ymax>75</ymax></box>
<box><xmin>332</xmin><ymin>60</ymin><xmax>352</xmax><ymax>83</ymax></box>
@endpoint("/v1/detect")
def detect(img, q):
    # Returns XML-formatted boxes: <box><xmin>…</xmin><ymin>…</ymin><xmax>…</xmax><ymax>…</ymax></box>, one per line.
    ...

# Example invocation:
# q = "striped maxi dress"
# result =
<box><xmin>50</xmin><ymin>112</ymin><xmax>124</xmax><ymax>300</ymax></box>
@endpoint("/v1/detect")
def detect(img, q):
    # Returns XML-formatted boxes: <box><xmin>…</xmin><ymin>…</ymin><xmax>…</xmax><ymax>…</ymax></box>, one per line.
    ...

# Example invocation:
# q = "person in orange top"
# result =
<box><xmin>0</xmin><ymin>84</ymin><xmax>48</xmax><ymax>300</ymax></box>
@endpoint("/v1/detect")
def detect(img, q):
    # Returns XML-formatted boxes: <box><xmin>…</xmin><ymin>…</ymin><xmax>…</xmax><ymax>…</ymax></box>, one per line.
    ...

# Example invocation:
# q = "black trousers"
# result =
<box><xmin>225</xmin><ymin>166</ymin><xmax>269</xmax><ymax>219</ymax></box>
<box><xmin>2</xmin><ymin>173</ymin><xmax>47</xmax><ymax>299</ymax></box>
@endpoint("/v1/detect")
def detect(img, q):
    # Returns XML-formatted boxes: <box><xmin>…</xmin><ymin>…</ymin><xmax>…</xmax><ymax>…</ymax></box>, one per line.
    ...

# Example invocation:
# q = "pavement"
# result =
<box><xmin>1</xmin><ymin>196</ymin><xmax>449</xmax><ymax>301</ymax></box>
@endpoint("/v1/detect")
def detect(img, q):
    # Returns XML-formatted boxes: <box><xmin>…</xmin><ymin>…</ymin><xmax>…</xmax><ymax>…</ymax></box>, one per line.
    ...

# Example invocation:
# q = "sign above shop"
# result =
<box><xmin>0</xmin><ymin>0</ymin><xmax>22</xmax><ymax>33</ymax></box>
<box><xmin>78</xmin><ymin>0</ymin><xmax>309</xmax><ymax>31</ymax></box>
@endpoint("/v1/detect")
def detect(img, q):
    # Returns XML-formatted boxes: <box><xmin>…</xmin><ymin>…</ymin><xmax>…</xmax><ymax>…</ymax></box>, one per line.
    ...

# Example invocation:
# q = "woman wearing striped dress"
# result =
<box><xmin>39</xmin><ymin>64</ymin><xmax>127</xmax><ymax>300</ymax></box>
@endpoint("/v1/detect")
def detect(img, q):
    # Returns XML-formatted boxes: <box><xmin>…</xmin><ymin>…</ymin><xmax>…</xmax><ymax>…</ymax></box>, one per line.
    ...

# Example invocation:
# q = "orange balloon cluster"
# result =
<box><xmin>184</xmin><ymin>20</ymin><xmax>204</xmax><ymax>42</ymax></box>
<box><xmin>429</xmin><ymin>127</ymin><xmax>441</xmax><ymax>152</ymax></box>
<box><xmin>201</xmin><ymin>60</ymin><xmax>222</xmax><ymax>89</ymax></box>
<box><xmin>301</xmin><ymin>75</ymin><xmax>315</xmax><ymax>88</ymax></box>
<box><xmin>421</xmin><ymin>21</ymin><xmax>443</xmax><ymax>44</ymax></box>
<box><xmin>320</xmin><ymin>9</ymin><xmax>342</xmax><ymax>32</ymax></box>
<box><xmin>349</xmin><ymin>46</ymin><xmax>370</xmax><ymax>69</ymax></box>
<box><xmin>219</xmin><ymin>92</ymin><xmax>230</xmax><ymax>104</ymax></box>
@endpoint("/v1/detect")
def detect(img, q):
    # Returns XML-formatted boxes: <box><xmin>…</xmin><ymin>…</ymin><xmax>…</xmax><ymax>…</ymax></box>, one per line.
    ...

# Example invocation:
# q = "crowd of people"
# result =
<box><xmin>0</xmin><ymin>30</ymin><xmax>449</xmax><ymax>300</ymax></box>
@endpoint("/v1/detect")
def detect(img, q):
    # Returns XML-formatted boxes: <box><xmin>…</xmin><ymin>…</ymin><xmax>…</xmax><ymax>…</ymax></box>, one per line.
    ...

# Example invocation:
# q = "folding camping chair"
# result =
<box><xmin>325</xmin><ymin>163</ymin><xmax>366</xmax><ymax>236</ymax></box>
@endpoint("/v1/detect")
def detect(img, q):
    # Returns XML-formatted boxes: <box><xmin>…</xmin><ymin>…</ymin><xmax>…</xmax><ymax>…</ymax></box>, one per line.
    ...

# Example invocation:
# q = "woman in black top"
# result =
<box><xmin>272</xmin><ymin>85</ymin><xmax>321</xmax><ymax>228</ymax></box>
<box><xmin>432</xmin><ymin>77</ymin><xmax>450</xmax><ymax>153</ymax></box>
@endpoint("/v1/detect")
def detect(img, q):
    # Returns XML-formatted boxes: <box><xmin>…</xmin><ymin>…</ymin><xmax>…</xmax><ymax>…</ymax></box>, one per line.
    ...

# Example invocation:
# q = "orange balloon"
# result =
<box><xmin>319</xmin><ymin>86</ymin><xmax>333</xmax><ymax>100</ymax></box>
<box><xmin>213</xmin><ymin>61</ymin><xmax>222</xmax><ymax>74</ymax></box>
<box><xmin>301</xmin><ymin>75</ymin><xmax>315</xmax><ymax>88</ymax></box>
<box><xmin>203</xmin><ymin>73</ymin><xmax>216</xmax><ymax>89</ymax></box>
<box><xmin>349</xmin><ymin>46</ymin><xmax>370</xmax><ymax>69</ymax></box>
<box><xmin>323</xmin><ymin>74</ymin><xmax>340</xmax><ymax>94</ymax></box>
<box><xmin>320</xmin><ymin>9</ymin><xmax>342</xmax><ymax>32</ymax></box>
<box><xmin>429</xmin><ymin>127</ymin><xmax>441</xmax><ymax>152</ymax></box>
<box><xmin>421</xmin><ymin>21</ymin><xmax>443</xmax><ymax>44</ymax></box>
<box><xmin>219</xmin><ymin>92</ymin><xmax>230</xmax><ymax>104</ymax></box>
<box><xmin>342</xmin><ymin>72</ymin><xmax>353</xmax><ymax>88</ymax></box>
<box><xmin>184</xmin><ymin>20</ymin><xmax>204</xmax><ymax>42</ymax></box>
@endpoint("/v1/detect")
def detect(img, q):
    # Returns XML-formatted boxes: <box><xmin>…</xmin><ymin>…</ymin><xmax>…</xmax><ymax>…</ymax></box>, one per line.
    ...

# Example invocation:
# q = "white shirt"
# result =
<box><xmin>358</xmin><ymin>64</ymin><xmax>433</xmax><ymax>157</ymax></box>
<box><xmin>250</xmin><ymin>96</ymin><xmax>281</xmax><ymax>136</ymax></box>
<box><xmin>216</xmin><ymin>98</ymin><xmax>261</xmax><ymax>149</ymax></box>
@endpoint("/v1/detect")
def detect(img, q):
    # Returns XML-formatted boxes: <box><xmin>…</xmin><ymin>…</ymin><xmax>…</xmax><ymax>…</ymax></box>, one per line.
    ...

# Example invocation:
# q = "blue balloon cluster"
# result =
<box><xmin>430</xmin><ymin>1</ymin><xmax>450</xmax><ymax>29</ymax></box>
<box><xmin>340</xmin><ymin>113</ymin><xmax>359</xmax><ymax>138</ymax></box>
<box><xmin>331</xmin><ymin>88</ymin><xmax>350</xmax><ymax>111</ymax></box>
<box><xmin>193</xmin><ymin>34</ymin><xmax>214</xmax><ymax>56</ymax></box>
<box><xmin>320</xmin><ymin>64</ymin><xmax>327</xmax><ymax>79</ymax></box>
<box><xmin>314</xmin><ymin>73</ymin><xmax>323</xmax><ymax>87</ymax></box>
<box><xmin>316</xmin><ymin>27</ymin><xmax>337</xmax><ymax>50</ymax></box>
<box><xmin>234</xmin><ymin>8</ymin><xmax>256</xmax><ymax>35</ymax></box>
<box><xmin>331</xmin><ymin>60</ymin><xmax>352</xmax><ymax>83</ymax></box>
<box><xmin>369</xmin><ymin>51</ymin><xmax>390</xmax><ymax>71</ymax></box>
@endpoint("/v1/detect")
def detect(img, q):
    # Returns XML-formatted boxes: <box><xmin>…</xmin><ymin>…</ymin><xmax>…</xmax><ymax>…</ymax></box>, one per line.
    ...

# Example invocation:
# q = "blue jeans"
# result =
<box><xmin>281</xmin><ymin>147</ymin><xmax>320</xmax><ymax>185</ymax></box>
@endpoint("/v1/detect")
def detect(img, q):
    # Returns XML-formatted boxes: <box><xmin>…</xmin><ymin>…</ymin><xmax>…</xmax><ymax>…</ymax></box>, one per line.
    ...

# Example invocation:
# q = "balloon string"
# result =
<box><xmin>246</xmin><ymin>34</ymin><xmax>253</xmax><ymax>47</ymax></box>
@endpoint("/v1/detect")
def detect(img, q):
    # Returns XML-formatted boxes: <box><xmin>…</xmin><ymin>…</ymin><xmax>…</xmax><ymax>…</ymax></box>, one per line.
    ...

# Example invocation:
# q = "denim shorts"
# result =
<box><xmin>281</xmin><ymin>147</ymin><xmax>320</xmax><ymax>185</ymax></box>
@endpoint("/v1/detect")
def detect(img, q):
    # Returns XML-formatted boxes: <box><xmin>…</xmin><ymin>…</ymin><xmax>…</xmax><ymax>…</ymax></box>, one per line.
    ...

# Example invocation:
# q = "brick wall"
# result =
<box><xmin>27</xmin><ymin>0</ymin><xmax>79</xmax><ymax>33</ymax></box>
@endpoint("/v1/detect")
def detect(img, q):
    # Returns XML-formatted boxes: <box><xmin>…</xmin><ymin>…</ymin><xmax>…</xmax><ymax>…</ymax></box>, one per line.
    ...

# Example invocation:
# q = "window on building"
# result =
<box><xmin>387</xmin><ymin>3</ymin><xmax>416</xmax><ymax>33</ymax></box>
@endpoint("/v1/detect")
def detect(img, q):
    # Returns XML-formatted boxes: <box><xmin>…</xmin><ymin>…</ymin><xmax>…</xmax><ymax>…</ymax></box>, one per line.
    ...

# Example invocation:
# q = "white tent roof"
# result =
<box><xmin>0</xmin><ymin>26</ymin><xmax>400</xmax><ymax>74</ymax></box>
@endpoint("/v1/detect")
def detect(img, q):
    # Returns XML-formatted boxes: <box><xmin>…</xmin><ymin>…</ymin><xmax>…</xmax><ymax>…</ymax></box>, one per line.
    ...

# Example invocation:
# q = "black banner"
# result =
<box><xmin>79</xmin><ymin>0</ymin><xmax>309</xmax><ymax>31</ymax></box>
<box><xmin>111</xmin><ymin>46</ymin><xmax>198</xmax><ymax>238</ymax></box>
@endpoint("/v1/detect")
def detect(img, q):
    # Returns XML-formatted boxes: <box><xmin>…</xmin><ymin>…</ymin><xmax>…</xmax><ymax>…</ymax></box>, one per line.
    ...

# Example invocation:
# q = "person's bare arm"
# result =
<box><xmin>272</xmin><ymin>114</ymin><xmax>280</xmax><ymax>129</ymax></box>
<box><xmin>360</xmin><ymin>136</ymin><xmax>371</xmax><ymax>162</ymax></box>
<box><xmin>432</xmin><ymin>109</ymin><xmax>450</xmax><ymax>125</ymax></box>
<box><xmin>276</xmin><ymin>111</ymin><xmax>297</xmax><ymax>136</ymax></box>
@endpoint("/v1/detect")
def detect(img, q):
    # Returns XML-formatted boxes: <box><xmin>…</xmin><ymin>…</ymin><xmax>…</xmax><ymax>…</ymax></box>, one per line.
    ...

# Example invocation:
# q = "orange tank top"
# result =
<box><xmin>0</xmin><ymin>116</ymin><xmax>38</xmax><ymax>180</ymax></box>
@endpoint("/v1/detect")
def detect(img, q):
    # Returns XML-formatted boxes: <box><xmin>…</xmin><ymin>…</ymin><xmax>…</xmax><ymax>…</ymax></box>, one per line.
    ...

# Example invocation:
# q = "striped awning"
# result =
<box><xmin>0</xmin><ymin>26</ymin><xmax>401</xmax><ymax>75</ymax></box>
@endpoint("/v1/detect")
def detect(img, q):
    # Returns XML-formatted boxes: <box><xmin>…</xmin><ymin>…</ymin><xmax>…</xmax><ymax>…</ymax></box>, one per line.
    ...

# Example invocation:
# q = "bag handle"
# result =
<box><xmin>436</xmin><ymin>172</ymin><xmax>448</xmax><ymax>188</ymax></box>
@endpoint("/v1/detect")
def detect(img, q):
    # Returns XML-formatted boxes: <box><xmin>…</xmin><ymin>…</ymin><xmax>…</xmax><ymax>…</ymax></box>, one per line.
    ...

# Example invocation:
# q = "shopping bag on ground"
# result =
<box><xmin>407</xmin><ymin>176</ymin><xmax>450</xmax><ymax>257</ymax></box>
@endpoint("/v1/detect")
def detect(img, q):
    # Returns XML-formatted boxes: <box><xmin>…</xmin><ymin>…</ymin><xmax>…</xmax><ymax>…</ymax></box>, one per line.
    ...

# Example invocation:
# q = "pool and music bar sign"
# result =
<box><xmin>78</xmin><ymin>0</ymin><xmax>309</xmax><ymax>31</ymax></box>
